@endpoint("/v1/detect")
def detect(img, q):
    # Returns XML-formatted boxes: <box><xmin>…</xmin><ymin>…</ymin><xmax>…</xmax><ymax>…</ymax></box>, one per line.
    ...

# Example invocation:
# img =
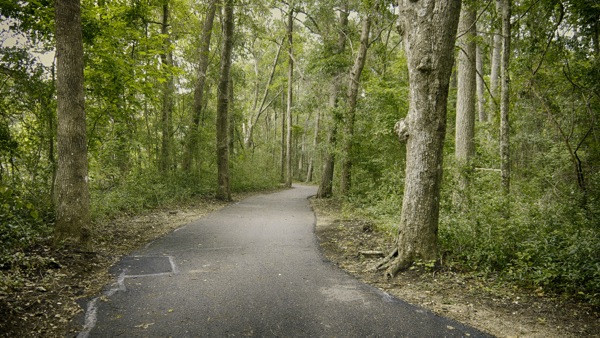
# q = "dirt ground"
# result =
<box><xmin>310</xmin><ymin>197</ymin><xmax>600</xmax><ymax>337</ymax></box>
<box><xmin>1</xmin><ymin>190</ymin><xmax>598</xmax><ymax>337</ymax></box>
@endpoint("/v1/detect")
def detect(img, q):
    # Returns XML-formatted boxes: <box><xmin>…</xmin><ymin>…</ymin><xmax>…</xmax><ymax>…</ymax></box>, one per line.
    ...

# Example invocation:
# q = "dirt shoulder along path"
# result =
<box><xmin>310</xmin><ymin>197</ymin><xmax>600</xmax><ymax>337</ymax></box>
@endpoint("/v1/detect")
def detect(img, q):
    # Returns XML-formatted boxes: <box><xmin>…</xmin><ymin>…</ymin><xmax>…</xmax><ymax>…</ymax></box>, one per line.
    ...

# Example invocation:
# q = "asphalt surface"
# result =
<box><xmin>75</xmin><ymin>185</ymin><xmax>491</xmax><ymax>337</ymax></box>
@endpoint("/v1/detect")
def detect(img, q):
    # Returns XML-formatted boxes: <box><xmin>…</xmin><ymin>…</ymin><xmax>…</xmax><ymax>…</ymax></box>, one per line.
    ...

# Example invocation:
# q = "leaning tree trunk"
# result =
<box><xmin>216</xmin><ymin>0</ymin><xmax>234</xmax><ymax>201</ymax></box>
<box><xmin>340</xmin><ymin>14</ymin><xmax>371</xmax><ymax>196</ymax></box>
<box><xmin>455</xmin><ymin>3</ymin><xmax>477</xmax><ymax>196</ymax></box>
<box><xmin>182</xmin><ymin>0</ymin><xmax>216</xmax><ymax>172</ymax></box>
<box><xmin>54</xmin><ymin>0</ymin><xmax>91</xmax><ymax>246</ymax></box>
<box><xmin>377</xmin><ymin>0</ymin><xmax>461</xmax><ymax>277</ymax></box>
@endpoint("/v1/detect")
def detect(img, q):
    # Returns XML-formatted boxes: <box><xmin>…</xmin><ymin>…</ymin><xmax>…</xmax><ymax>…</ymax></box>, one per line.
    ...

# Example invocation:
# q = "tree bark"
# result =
<box><xmin>216</xmin><ymin>0</ymin><xmax>234</xmax><ymax>201</ymax></box>
<box><xmin>317</xmin><ymin>6</ymin><xmax>349</xmax><ymax>198</ymax></box>
<box><xmin>476</xmin><ymin>25</ymin><xmax>487</xmax><ymax>122</ymax></box>
<box><xmin>53</xmin><ymin>0</ymin><xmax>91</xmax><ymax>245</ymax></box>
<box><xmin>305</xmin><ymin>109</ymin><xmax>319</xmax><ymax>183</ymax></box>
<box><xmin>159</xmin><ymin>1</ymin><xmax>174</xmax><ymax>174</ymax></box>
<box><xmin>455</xmin><ymin>3</ymin><xmax>476</xmax><ymax>194</ymax></box>
<box><xmin>317</xmin><ymin>81</ymin><xmax>340</xmax><ymax>198</ymax></box>
<box><xmin>489</xmin><ymin>0</ymin><xmax>502</xmax><ymax>121</ymax></box>
<box><xmin>500</xmin><ymin>0</ymin><xmax>511</xmax><ymax>194</ymax></box>
<box><xmin>340</xmin><ymin>13</ymin><xmax>371</xmax><ymax>196</ymax></box>
<box><xmin>285</xmin><ymin>5</ymin><xmax>294</xmax><ymax>188</ymax></box>
<box><xmin>183</xmin><ymin>0</ymin><xmax>216</xmax><ymax>172</ymax></box>
<box><xmin>384</xmin><ymin>0</ymin><xmax>461</xmax><ymax>276</ymax></box>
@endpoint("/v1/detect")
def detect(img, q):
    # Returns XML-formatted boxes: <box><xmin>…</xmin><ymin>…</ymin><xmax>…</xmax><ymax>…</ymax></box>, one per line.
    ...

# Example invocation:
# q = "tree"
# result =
<box><xmin>216</xmin><ymin>0</ymin><xmax>234</xmax><ymax>201</ymax></box>
<box><xmin>376</xmin><ymin>0</ymin><xmax>461</xmax><ymax>276</ymax></box>
<box><xmin>455</xmin><ymin>1</ymin><xmax>477</xmax><ymax>194</ymax></box>
<box><xmin>285</xmin><ymin>4</ymin><xmax>294</xmax><ymax>188</ymax></box>
<box><xmin>499</xmin><ymin>0</ymin><xmax>511</xmax><ymax>193</ymax></box>
<box><xmin>183</xmin><ymin>0</ymin><xmax>217</xmax><ymax>172</ymax></box>
<box><xmin>53</xmin><ymin>0</ymin><xmax>91</xmax><ymax>245</ymax></box>
<box><xmin>489</xmin><ymin>0</ymin><xmax>502</xmax><ymax>120</ymax></box>
<box><xmin>339</xmin><ymin>11</ymin><xmax>371</xmax><ymax>196</ymax></box>
<box><xmin>159</xmin><ymin>0</ymin><xmax>174</xmax><ymax>174</ymax></box>
<box><xmin>317</xmin><ymin>3</ymin><xmax>349</xmax><ymax>198</ymax></box>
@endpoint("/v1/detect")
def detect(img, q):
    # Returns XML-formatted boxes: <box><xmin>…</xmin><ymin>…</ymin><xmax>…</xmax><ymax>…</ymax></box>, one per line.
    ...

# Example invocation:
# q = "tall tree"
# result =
<box><xmin>183</xmin><ymin>0</ymin><xmax>217</xmax><ymax>172</ymax></box>
<box><xmin>53</xmin><ymin>0</ymin><xmax>91</xmax><ymax>245</ymax></box>
<box><xmin>489</xmin><ymin>0</ymin><xmax>502</xmax><ymax>120</ymax></box>
<box><xmin>285</xmin><ymin>4</ymin><xmax>294</xmax><ymax>188</ymax></box>
<box><xmin>377</xmin><ymin>0</ymin><xmax>461</xmax><ymax>276</ymax></box>
<box><xmin>216</xmin><ymin>0</ymin><xmax>234</xmax><ymax>201</ymax></box>
<box><xmin>500</xmin><ymin>0</ymin><xmax>511</xmax><ymax>193</ymax></box>
<box><xmin>317</xmin><ymin>4</ymin><xmax>349</xmax><ymax>198</ymax></box>
<box><xmin>455</xmin><ymin>1</ymin><xmax>477</xmax><ymax>193</ymax></box>
<box><xmin>159</xmin><ymin>0</ymin><xmax>174</xmax><ymax>173</ymax></box>
<box><xmin>340</xmin><ymin>12</ymin><xmax>371</xmax><ymax>195</ymax></box>
<box><xmin>475</xmin><ymin>25</ymin><xmax>486</xmax><ymax>122</ymax></box>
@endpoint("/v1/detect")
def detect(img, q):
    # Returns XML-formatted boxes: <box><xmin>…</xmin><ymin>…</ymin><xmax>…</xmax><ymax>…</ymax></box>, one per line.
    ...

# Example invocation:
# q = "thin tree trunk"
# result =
<box><xmin>381</xmin><ymin>0</ymin><xmax>461</xmax><ymax>277</ymax></box>
<box><xmin>489</xmin><ymin>0</ymin><xmax>502</xmax><ymax>121</ymax></box>
<box><xmin>229</xmin><ymin>77</ymin><xmax>235</xmax><ymax>154</ymax></box>
<box><xmin>280</xmin><ymin>95</ymin><xmax>286</xmax><ymax>183</ymax></box>
<box><xmin>340</xmin><ymin>14</ymin><xmax>371</xmax><ymax>196</ymax></box>
<box><xmin>455</xmin><ymin>3</ymin><xmax>476</xmax><ymax>195</ymax></box>
<box><xmin>183</xmin><ymin>0</ymin><xmax>216</xmax><ymax>172</ymax></box>
<box><xmin>500</xmin><ymin>0</ymin><xmax>511</xmax><ymax>194</ymax></box>
<box><xmin>216</xmin><ymin>0</ymin><xmax>234</xmax><ymax>201</ymax></box>
<box><xmin>244</xmin><ymin>40</ymin><xmax>283</xmax><ymax>149</ymax></box>
<box><xmin>53</xmin><ymin>0</ymin><xmax>91</xmax><ymax>245</ymax></box>
<box><xmin>159</xmin><ymin>1</ymin><xmax>174</xmax><ymax>174</ymax></box>
<box><xmin>476</xmin><ymin>26</ymin><xmax>487</xmax><ymax>122</ymax></box>
<box><xmin>285</xmin><ymin>5</ymin><xmax>294</xmax><ymax>188</ymax></box>
<box><xmin>305</xmin><ymin>109</ymin><xmax>319</xmax><ymax>182</ymax></box>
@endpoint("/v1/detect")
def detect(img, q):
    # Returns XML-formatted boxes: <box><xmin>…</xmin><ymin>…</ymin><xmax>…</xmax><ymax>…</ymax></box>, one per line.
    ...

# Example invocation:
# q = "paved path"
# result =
<box><xmin>76</xmin><ymin>185</ymin><xmax>490</xmax><ymax>337</ymax></box>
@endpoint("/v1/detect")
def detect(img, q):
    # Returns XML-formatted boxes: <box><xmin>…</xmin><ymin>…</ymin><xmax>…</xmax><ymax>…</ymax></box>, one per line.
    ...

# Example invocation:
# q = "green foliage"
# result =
<box><xmin>0</xmin><ymin>185</ymin><xmax>49</xmax><ymax>260</ymax></box>
<box><xmin>230</xmin><ymin>151</ymin><xmax>281</xmax><ymax>192</ymax></box>
<box><xmin>438</xmin><ymin>170</ymin><xmax>600</xmax><ymax>305</ymax></box>
<box><xmin>90</xmin><ymin>169</ymin><xmax>215</xmax><ymax>220</ymax></box>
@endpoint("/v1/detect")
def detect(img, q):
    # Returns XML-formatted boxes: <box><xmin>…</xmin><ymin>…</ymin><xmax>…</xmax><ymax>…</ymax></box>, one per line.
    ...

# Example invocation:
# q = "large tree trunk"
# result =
<box><xmin>380</xmin><ymin>0</ymin><xmax>461</xmax><ymax>277</ymax></box>
<box><xmin>285</xmin><ymin>5</ymin><xmax>294</xmax><ymax>188</ymax></box>
<box><xmin>317</xmin><ymin>80</ymin><xmax>341</xmax><ymax>198</ymax></box>
<box><xmin>317</xmin><ymin>6</ymin><xmax>349</xmax><ymax>198</ymax></box>
<box><xmin>182</xmin><ymin>0</ymin><xmax>216</xmax><ymax>172</ymax></box>
<box><xmin>53</xmin><ymin>0</ymin><xmax>91</xmax><ymax>245</ymax></box>
<box><xmin>339</xmin><ymin>14</ymin><xmax>371</xmax><ymax>196</ymax></box>
<box><xmin>500</xmin><ymin>0</ymin><xmax>511</xmax><ymax>194</ymax></box>
<box><xmin>159</xmin><ymin>1</ymin><xmax>174</xmax><ymax>174</ymax></box>
<box><xmin>216</xmin><ymin>0</ymin><xmax>234</xmax><ymax>201</ymax></box>
<box><xmin>455</xmin><ymin>3</ymin><xmax>476</xmax><ymax>194</ymax></box>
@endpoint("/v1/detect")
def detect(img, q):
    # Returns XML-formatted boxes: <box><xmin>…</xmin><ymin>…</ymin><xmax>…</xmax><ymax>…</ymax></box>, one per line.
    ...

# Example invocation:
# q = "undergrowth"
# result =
<box><xmin>346</xmin><ymin>167</ymin><xmax>600</xmax><ymax>307</ymax></box>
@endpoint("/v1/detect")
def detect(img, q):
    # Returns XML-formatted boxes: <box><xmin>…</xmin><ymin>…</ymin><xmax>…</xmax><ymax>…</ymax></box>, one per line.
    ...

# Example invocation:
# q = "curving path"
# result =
<box><xmin>75</xmin><ymin>185</ymin><xmax>490</xmax><ymax>337</ymax></box>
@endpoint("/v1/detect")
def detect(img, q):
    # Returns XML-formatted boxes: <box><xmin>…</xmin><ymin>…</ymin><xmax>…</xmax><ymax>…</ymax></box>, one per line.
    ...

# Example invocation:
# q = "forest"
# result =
<box><xmin>0</xmin><ymin>0</ymin><xmax>599</xmax><ymax>328</ymax></box>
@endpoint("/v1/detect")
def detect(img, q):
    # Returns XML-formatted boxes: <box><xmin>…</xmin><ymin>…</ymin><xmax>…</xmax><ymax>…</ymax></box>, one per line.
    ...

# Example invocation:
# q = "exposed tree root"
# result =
<box><xmin>369</xmin><ymin>247</ymin><xmax>398</xmax><ymax>272</ymax></box>
<box><xmin>370</xmin><ymin>247</ymin><xmax>415</xmax><ymax>278</ymax></box>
